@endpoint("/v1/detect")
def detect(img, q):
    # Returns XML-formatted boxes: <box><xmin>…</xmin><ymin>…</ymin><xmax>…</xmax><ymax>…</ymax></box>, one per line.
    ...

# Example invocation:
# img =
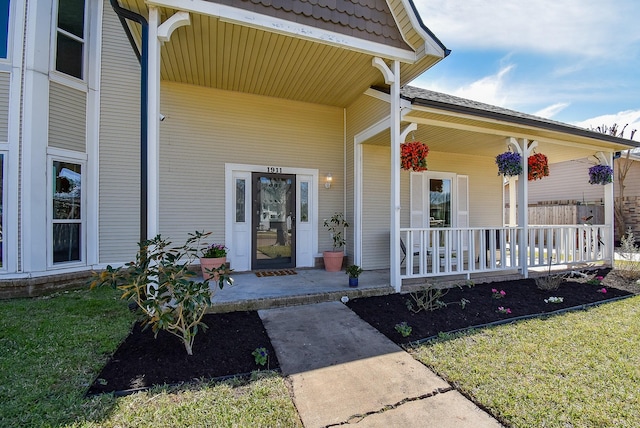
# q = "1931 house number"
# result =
<box><xmin>267</xmin><ymin>167</ymin><xmax>283</xmax><ymax>173</ymax></box>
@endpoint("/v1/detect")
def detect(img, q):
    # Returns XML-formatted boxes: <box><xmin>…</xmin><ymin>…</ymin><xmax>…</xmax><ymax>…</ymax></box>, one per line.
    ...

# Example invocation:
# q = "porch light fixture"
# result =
<box><xmin>325</xmin><ymin>173</ymin><xmax>332</xmax><ymax>189</ymax></box>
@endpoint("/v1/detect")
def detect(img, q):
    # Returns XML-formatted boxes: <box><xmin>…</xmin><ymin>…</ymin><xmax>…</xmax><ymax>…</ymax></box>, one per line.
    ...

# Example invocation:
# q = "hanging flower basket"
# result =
<box><xmin>528</xmin><ymin>152</ymin><xmax>549</xmax><ymax>181</ymax></box>
<box><xmin>495</xmin><ymin>151</ymin><xmax>522</xmax><ymax>177</ymax></box>
<box><xmin>400</xmin><ymin>141</ymin><xmax>429</xmax><ymax>172</ymax></box>
<box><xmin>588</xmin><ymin>164</ymin><xmax>613</xmax><ymax>185</ymax></box>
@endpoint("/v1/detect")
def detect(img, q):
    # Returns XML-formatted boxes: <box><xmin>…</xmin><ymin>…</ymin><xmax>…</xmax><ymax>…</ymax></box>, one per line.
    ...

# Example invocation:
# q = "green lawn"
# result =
<box><xmin>411</xmin><ymin>295</ymin><xmax>640</xmax><ymax>428</ymax></box>
<box><xmin>0</xmin><ymin>288</ymin><xmax>301</xmax><ymax>427</ymax></box>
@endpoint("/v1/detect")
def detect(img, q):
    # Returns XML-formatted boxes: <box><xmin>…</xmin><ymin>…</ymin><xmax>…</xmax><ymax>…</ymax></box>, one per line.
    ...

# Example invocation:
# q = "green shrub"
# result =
<box><xmin>89</xmin><ymin>231</ymin><xmax>233</xmax><ymax>355</ymax></box>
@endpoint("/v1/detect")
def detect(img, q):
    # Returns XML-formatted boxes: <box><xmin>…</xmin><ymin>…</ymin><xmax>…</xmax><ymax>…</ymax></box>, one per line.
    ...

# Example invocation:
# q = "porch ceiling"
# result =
<box><xmin>116</xmin><ymin>2</ymin><xmax>442</xmax><ymax>107</ymax></box>
<box><xmin>360</xmin><ymin>109</ymin><xmax>630</xmax><ymax>163</ymax></box>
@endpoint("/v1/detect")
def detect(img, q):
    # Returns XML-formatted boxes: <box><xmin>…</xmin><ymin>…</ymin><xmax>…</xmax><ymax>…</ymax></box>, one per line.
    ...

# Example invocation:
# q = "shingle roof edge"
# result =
<box><xmin>397</xmin><ymin>86</ymin><xmax>639</xmax><ymax>148</ymax></box>
<box><xmin>405</xmin><ymin>0</ymin><xmax>450</xmax><ymax>57</ymax></box>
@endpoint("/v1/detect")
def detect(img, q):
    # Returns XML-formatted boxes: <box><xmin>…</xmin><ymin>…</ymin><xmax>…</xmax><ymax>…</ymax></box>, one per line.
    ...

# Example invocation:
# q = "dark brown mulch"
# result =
<box><xmin>347</xmin><ymin>271</ymin><xmax>634</xmax><ymax>346</ymax></box>
<box><xmin>87</xmin><ymin>311</ymin><xmax>279</xmax><ymax>395</ymax></box>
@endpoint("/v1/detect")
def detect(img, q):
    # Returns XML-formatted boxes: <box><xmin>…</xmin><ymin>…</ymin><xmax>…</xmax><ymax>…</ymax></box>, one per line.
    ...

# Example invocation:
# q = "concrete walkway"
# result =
<box><xmin>259</xmin><ymin>301</ymin><xmax>503</xmax><ymax>428</ymax></box>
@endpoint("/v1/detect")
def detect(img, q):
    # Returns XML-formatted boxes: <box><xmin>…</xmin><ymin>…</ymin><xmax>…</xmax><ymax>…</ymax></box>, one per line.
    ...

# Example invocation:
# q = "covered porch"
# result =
<box><xmin>353</xmin><ymin>87</ymin><xmax>634</xmax><ymax>291</ymax></box>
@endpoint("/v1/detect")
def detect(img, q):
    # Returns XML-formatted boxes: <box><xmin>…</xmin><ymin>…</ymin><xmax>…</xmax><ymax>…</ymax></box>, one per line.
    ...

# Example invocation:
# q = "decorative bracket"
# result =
<box><xmin>158</xmin><ymin>11</ymin><xmax>191</xmax><ymax>43</ymax></box>
<box><xmin>400</xmin><ymin>123</ymin><xmax>418</xmax><ymax>143</ymax></box>
<box><xmin>594</xmin><ymin>151</ymin><xmax>610</xmax><ymax>166</ymax></box>
<box><xmin>506</xmin><ymin>137</ymin><xmax>538</xmax><ymax>156</ymax></box>
<box><xmin>372</xmin><ymin>57</ymin><xmax>395</xmax><ymax>85</ymax></box>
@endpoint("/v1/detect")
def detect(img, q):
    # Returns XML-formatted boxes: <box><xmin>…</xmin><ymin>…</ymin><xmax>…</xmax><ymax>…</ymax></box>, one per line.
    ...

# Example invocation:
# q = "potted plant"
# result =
<box><xmin>200</xmin><ymin>242</ymin><xmax>227</xmax><ymax>281</ymax></box>
<box><xmin>588</xmin><ymin>164</ymin><xmax>613</xmax><ymax>185</ymax></box>
<box><xmin>323</xmin><ymin>212</ymin><xmax>349</xmax><ymax>272</ymax></box>
<box><xmin>495</xmin><ymin>151</ymin><xmax>523</xmax><ymax>177</ymax></box>
<box><xmin>400</xmin><ymin>141</ymin><xmax>429</xmax><ymax>172</ymax></box>
<box><xmin>345</xmin><ymin>264</ymin><xmax>363</xmax><ymax>287</ymax></box>
<box><xmin>528</xmin><ymin>152</ymin><xmax>549</xmax><ymax>181</ymax></box>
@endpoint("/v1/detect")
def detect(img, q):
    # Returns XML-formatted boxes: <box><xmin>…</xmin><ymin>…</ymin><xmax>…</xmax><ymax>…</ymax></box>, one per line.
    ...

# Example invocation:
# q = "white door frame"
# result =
<box><xmin>225</xmin><ymin>163</ymin><xmax>318</xmax><ymax>271</ymax></box>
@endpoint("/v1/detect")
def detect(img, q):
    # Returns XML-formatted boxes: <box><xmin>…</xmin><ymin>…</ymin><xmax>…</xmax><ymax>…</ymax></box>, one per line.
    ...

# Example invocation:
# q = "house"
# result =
<box><xmin>526</xmin><ymin>150</ymin><xmax>640</xmax><ymax>241</ymax></box>
<box><xmin>1</xmin><ymin>0</ymin><xmax>638</xmax><ymax>295</ymax></box>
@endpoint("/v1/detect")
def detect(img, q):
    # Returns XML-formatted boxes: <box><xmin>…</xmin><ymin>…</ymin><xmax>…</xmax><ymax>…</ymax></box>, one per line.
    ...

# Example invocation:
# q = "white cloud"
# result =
<box><xmin>445</xmin><ymin>65</ymin><xmax>515</xmax><ymax>107</ymax></box>
<box><xmin>574</xmin><ymin>110</ymin><xmax>640</xmax><ymax>141</ymax></box>
<box><xmin>534</xmin><ymin>102</ymin><xmax>570</xmax><ymax>119</ymax></box>
<box><xmin>414</xmin><ymin>0</ymin><xmax>640</xmax><ymax>58</ymax></box>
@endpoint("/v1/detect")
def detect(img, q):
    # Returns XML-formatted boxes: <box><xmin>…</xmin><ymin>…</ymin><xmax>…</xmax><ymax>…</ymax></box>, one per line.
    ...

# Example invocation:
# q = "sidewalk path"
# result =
<box><xmin>259</xmin><ymin>301</ymin><xmax>502</xmax><ymax>428</ymax></box>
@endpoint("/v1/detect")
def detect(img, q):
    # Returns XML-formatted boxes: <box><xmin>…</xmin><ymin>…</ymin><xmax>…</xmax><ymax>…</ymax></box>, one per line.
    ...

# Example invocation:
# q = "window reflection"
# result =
<box><xmin>52</xmin><ymin>161</ymin><xmax>82</xmax><ymax>263</ymax></box>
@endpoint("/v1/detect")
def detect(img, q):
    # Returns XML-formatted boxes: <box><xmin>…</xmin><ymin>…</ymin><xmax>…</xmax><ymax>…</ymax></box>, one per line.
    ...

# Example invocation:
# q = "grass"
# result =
<box><xmin>0</xmin><ymin>288</ymin><xmax>301</xmax><ymax>427</ymax></box>
<box><xmin>411</xmin><ymin>295</ymin><xmax>640</xmax><ymax>427</ymax></box>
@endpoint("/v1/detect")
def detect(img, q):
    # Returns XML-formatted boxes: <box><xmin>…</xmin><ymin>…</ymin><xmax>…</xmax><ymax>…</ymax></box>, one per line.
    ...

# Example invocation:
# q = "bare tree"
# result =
<box><xmin>590</xmin><ymin>124</ymin><xmax>637</xmax><ymax>239</ymax></box>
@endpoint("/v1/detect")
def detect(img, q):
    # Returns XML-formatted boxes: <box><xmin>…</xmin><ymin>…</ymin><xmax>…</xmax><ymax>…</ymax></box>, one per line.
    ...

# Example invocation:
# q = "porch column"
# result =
<box><xmin>509</xmin><ymin>137</ymin><xmax>536</xmax><ymax>278</ymax></box>
<box><xmin>147</xmin><ymin>7</ymin><xmax>161</xmax><ymax>239</ymax></box>
<box><xmin>146</xmin><ymin>9</ymin><xmax>191</xmax><ymax>239</ymax></box>
<box><xmin>596</xmin><ymin>151</ymin><xmax>615</xmax><ymax>263</ymax></box>
<box><xmin>372</xmin><ymin>58</ymin><xmax>401</xmax><ymax>291</ymax></box>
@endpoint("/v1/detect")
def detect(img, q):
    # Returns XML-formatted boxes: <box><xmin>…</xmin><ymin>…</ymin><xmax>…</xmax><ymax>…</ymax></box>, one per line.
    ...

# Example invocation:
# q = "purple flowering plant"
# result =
<box><xmin>202</xmin><ymin>243</ymin><xmax>227</xmax><ymax>258</ymax></box>
<box><xmin>588</xmin><ymin>164</ymin><xmax>613</xmax><ymax>185</ymax></box>
<box><xmin>495</xmin><ymin>151</ymin><xmax>523</xmax><ymax>177</ymax></box>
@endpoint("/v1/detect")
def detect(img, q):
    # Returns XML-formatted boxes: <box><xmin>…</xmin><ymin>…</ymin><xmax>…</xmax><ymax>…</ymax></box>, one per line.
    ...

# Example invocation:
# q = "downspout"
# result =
<box><xmin>109</xmin><ymin>0</ymin><xmax>148</xmax><ymax>242</ymax></box>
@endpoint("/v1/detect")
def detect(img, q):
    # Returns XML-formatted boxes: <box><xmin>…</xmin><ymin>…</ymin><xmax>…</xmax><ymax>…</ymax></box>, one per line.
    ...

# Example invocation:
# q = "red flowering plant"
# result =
<box><xmin>528</xmin><ymin>152</ymin><xmax>549</xmax><ymax>181</ymax></box>
<box><xmin>401</xmin><ymin>141</ymin><xmax>429</xmax><ymax>172</ymax></box>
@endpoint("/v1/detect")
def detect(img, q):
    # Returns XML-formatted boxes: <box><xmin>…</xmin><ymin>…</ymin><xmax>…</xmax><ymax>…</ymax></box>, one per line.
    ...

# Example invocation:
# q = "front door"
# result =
<box><xmin>252</xmin><ymin>173</ymin><xmax>296</xmax><ymax>269</ymax></box>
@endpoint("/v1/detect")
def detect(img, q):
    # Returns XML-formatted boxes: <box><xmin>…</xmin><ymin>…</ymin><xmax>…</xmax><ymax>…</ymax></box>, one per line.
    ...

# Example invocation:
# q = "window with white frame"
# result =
<box><xmin>54</xmin><ymin>0</ymin><xmax>85</xmax><ymax>79</ymax></box>
<box><xmin>51</xmin><ymin>160</ymin><xmax>83</xmax><ymax>264</ymax></box>
<box><xmin>0</xmin><ymin>0</ymin><xmax>9</xmax><ymax>59</ymax></box>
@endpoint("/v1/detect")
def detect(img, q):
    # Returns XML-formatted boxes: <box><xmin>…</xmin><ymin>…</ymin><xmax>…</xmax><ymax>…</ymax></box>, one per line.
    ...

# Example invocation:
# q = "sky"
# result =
<box><xmin>411</xmin><ymin>0</ymin><xmax>640</xmax><ymax>141</ymax></box>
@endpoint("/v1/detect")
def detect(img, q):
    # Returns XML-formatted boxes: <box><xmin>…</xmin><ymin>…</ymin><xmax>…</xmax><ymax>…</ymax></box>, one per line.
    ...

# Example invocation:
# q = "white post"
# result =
<box><xmin>147</xmin><ymin>7</ymin><xmax>161</xmax><ymax>239</ymax></box>
<box><xmin>509</xmin><ymin>176</ymin><xmax>517</xmax><ymax>226</ymax></box>
<box><xmin>390</xmin><ymin>60</ymin><xmax>401</xmax><ymax>291</ymax></box>
<box><xmin>601</xmin><ymin>152</ymin><xmax>614</xmax><ymax>263</ymax></box>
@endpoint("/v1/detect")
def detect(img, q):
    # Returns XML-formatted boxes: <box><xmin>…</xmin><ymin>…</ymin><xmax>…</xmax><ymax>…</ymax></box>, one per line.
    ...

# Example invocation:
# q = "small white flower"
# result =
<box><xmin>340</xmin><ymin>296</ymin><xmax>349</xmax><ymax>303</ymax></box>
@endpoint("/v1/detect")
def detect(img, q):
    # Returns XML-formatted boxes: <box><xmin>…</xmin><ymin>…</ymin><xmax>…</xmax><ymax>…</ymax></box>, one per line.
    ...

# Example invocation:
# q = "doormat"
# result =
<box><xmin>255</xmin><ymin>269</ymin><xmax>297</xmax><ymax>277</ymax></box>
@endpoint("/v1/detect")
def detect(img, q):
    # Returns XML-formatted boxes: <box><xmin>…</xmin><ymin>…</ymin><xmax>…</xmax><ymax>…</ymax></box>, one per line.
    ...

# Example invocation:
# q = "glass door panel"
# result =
<box><xmin>252</xmin><ymin>173</ymin><xmax>295</xmax><ymax>269</ymax></box>
<box><xmin>429</xmin><ymin>178</ymin><xmax>451</xmax><ymax>227</ymax></box>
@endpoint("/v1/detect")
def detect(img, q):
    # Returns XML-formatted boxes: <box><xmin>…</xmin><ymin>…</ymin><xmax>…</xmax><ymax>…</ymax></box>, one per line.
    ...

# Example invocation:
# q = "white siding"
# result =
<box><xmin>98</xmin><ymin>1</ymin><xmax>141</xmax><ymax>262</ymax></box>
<box><xmin>49</xmin><ymin>81</ymin><xmax>86</xmax><ymax>152</ymax></box>
<box><xmin>0</xmin><ymin>72</ymin><xmax>9</xmax><ymax>141</ymax></box>
<box><xmin>159</xmin><ymin>82</ymin><xmax>344</xmax><ymax>251</ymax></box>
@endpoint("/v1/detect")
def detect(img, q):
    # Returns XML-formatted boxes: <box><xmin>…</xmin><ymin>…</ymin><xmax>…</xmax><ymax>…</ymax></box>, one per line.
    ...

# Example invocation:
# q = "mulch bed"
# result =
<box><xmin>347</xmin><ymin>271</ymin><xmax>633</xmax><ymax>346</ymax></box>
<box><xmin>87</xmin><ymin>311</ymin><xmax>279</xmax><ymax>395</ymax></box>
<box><xmin>89</xmin><ymin>269</ymin><xmax>636</xmax><ymax>395</ymax></box>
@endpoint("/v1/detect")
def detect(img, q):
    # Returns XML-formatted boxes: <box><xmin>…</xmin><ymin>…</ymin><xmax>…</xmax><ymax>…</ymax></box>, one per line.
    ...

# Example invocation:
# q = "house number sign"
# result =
<box><xmin>266</xmin><ymin>166</ymin><xmax>283</xmax><ymax>173</ymax></box>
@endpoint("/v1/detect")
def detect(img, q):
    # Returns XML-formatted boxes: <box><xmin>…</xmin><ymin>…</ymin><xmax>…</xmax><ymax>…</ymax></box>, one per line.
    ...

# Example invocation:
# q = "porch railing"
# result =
<box><xmin>400</xmin><ymin>225</ymin><xmax>611</xmax><ymax>279</ymax></box>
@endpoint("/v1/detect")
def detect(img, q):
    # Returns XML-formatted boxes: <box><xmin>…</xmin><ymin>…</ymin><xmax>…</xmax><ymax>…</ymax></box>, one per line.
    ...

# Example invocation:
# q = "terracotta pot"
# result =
<box><xmin>200</xmin><ymin>257</ymin><xmax>226</xmax><ymax>281</ymax></box>
<box><xmin>323</xmin><ymin>251</ymin><xmax>344</xmax><ymax>272</ymax></box>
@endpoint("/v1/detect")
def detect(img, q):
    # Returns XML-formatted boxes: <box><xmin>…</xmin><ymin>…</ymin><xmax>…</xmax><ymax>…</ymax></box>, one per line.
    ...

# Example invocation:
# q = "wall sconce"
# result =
<box><xmin>325</xmin><ymin>173</ymin><xmax>333</xmax><ymax>189</ymax></box>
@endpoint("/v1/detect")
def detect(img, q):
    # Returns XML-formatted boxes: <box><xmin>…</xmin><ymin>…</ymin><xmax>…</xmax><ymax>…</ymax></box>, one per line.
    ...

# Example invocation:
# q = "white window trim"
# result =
<box><xmin>50</xmin><ymin>0</ymin><xmax>89</xmax><ymax>89</ymax></box>
<box><xmin>47</xmin><ymin>150</ymin><xmax>87</xmax><ymax>269</ymax></box>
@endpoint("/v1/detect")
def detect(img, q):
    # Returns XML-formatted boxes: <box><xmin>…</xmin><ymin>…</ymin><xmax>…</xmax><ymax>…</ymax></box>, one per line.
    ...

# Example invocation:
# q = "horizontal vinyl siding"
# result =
<box><xmin>362</xmin><ymin>148</ymin><xmax>504</xmax><ymax>269</ymax></box>
<box><xmin>159</xmin><ymin>82</ymin><xmax>344</xmax><ymax>249</ymax></box>
<box><xmin>426</xmin><ymin>151</ymin><xmax>503</xmax><ymax>227</ymax></box>
<box><xmin>345</xmin><ymin>93</ymin><xmax>390</xmax><ymax>258</ymax></box>
<box><xmin>98</xmin><ymin>0</ymin><xmax>141</xmax><ymax>262</ymax></box>
<box><xmin>49</xmin><ymin>81</ymin><xmax>86</xmax><ymax>152</ymax></box>
<box><xmin>0</xmin><ymin>72</ymin><xmax>9</xmax><ymax>141</ymax></box>
<box><xmin>362</xmin><ymin>144</ymin><xmax>391</xmax><ymax>269</ymax></box>
<box><xmin>528</xmin><ymin>159</ymin><xmax>605</xmax><ymax>204</ymax></box>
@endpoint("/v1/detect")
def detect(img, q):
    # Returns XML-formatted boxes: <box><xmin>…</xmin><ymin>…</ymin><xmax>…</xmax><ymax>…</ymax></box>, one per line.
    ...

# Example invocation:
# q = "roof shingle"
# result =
<box><xmin>206</xmin><ymin>0</ymin><xmax>411</xmax><ymax>49</ymax></box>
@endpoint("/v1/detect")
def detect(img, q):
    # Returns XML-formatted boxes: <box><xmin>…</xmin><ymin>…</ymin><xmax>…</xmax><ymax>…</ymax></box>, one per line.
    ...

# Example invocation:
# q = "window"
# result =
<box><xmin>52</xmin><ymin>160</ymin><xmax>82</xmax><ymax>263</ymax></box>
<box><xmin>0</xmin><ymin>0</ymin><xmax>9</xmax><ymax>59</ymax></box>
<box><xmin>55</xmin><ymin>0</ymin><xmax>85</xmax><ymax>79</ymax></box>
